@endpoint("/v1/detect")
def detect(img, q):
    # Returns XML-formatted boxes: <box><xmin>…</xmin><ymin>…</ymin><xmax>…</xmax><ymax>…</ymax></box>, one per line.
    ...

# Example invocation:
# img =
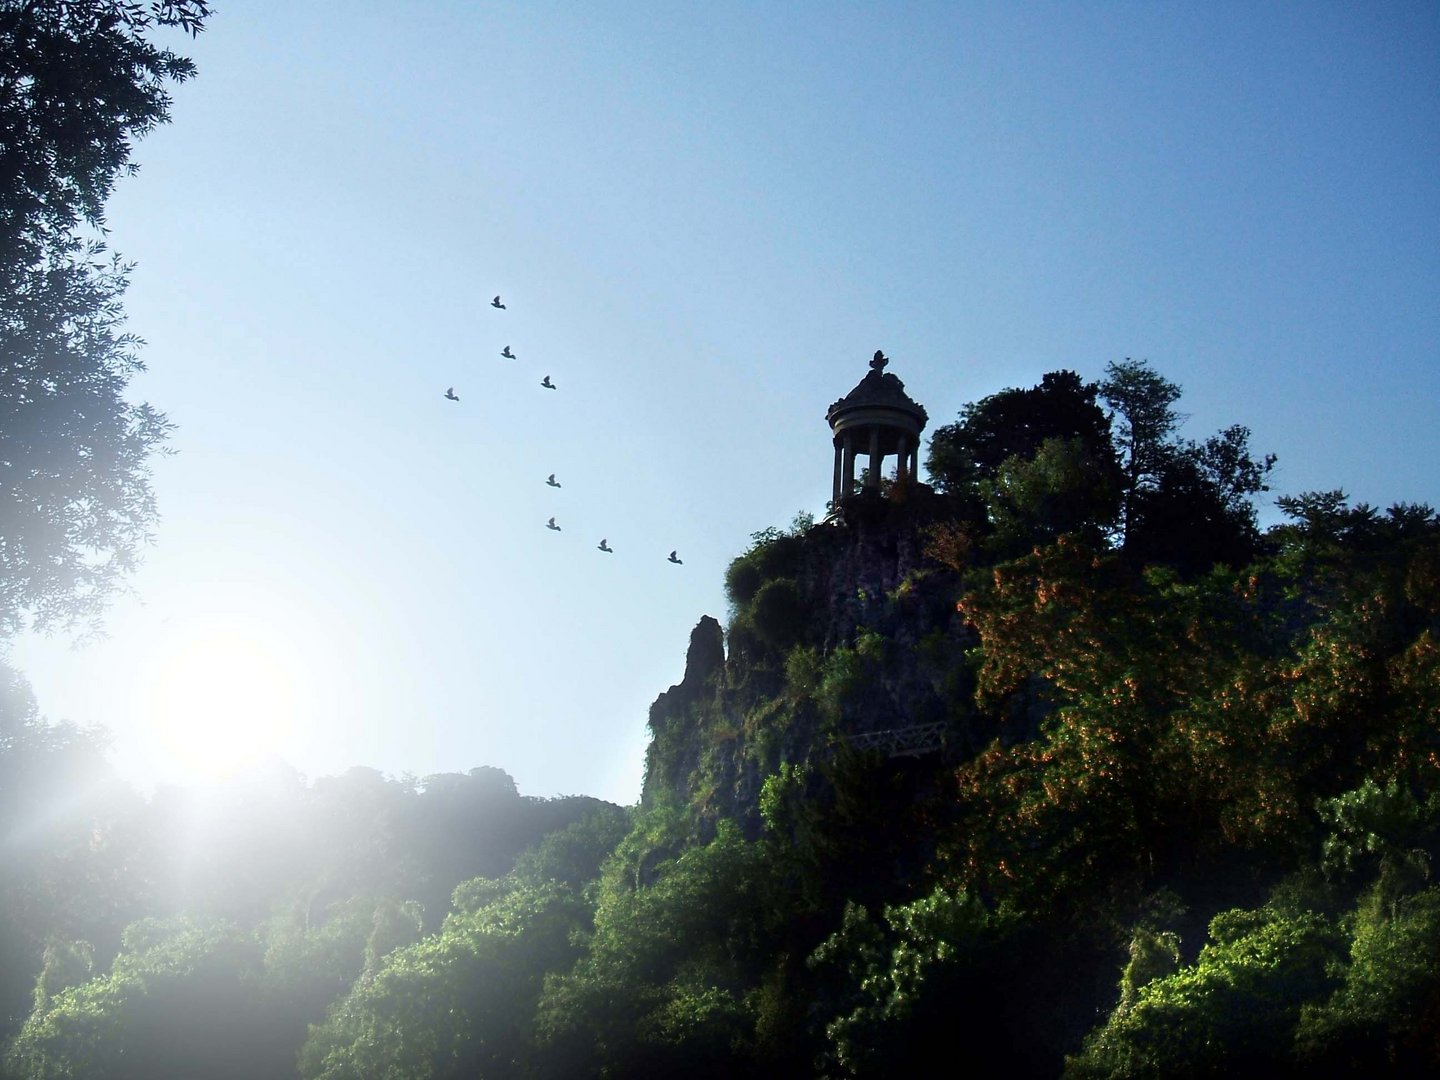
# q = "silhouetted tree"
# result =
<box><xmin>981</xmin><ymin>436</ymin><xmax>1122</xmax><ymax>556</ymax></box>
<box><xmin>926</xmin><ymin>370</ymin><xmax>1119</xmax><ymax>512</ymax></box>
<box><xmin>1099</xmin><ymin>359</ymin><xmax>1184</xmax><ymax>540</ymax></box>
<box><xmin>0</xmin><ymin>1</ymin><xmax>209</xmax><ymax>634</ymax></box>
<box><xmin>1101</xmin><ymin>360</ymin><xmax>1274</xmax><ymax>571</ymax></box>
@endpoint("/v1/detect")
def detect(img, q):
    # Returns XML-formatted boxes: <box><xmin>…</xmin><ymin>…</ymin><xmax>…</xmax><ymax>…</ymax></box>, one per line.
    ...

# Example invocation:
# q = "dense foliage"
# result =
<box><xmin>0</xmin><ymin>0</ymin><xmax>209</xmax><ymax>634</ymax></box>
<box><xmin>0</xmin><ymin>717</ymin><xmax>618</xmax><ymax>1076</ymax></box>
<box><xmin>4</xmin><ymin>352</ymin><xmax>1436</xmax><ymax>1076</ymax></box>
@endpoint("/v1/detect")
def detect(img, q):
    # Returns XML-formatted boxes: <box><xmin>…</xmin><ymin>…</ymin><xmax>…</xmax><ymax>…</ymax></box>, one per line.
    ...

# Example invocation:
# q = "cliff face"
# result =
<box><xmin>642</xmin><ymin>492</ymin><xmax>987</xmax><ymax>829</ymax></box>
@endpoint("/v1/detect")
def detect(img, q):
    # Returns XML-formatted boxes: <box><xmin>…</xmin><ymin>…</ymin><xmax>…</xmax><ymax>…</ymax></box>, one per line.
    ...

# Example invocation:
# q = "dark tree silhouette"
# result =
<box><xmin>925</xmin><ymin>370</ymin><xmax>1119</xmax><ymax>503</ymax></box>
<box><xmin>0</xmin><ymin>1</ymin><xmax>209</xmax><ymax>634</ymax></box>
<box><xmin>925</xmin><ymin>370</ymin><xmax>1123</xmax><ymax>552</ymax></box>
<box><xmin>1101</xmin><ymin>360</ymin><xmax>1275</xmax><ymax>571</ymax></box>
<box><xmin>1098</xmin><ymin>358</ymin><xmax>1184</xmax><ymax>540</ymax></box>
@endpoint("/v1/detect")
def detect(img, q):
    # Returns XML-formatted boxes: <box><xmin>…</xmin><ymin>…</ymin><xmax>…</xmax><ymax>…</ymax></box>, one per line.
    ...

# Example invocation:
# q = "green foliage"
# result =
<box><xmin>815</xmin><ymin>635</ymin><xmax>881</xmax><ymax>724</ymax></box>
<box><xmin>0</xmin><ymin>0</ymin><xmax>210</xmax><ymax>635</ymax></box>
<box><xmin>724</xmin><ymin>558</ymin><xmax>764</xmax><ymax>607</ymax></box>
<box><xmin>723</xmin><ymin>519</ymin><xmax>809</xmax><ymax>611</ymax></box>
<box><xmin>1295</xmin><ymin>885</ymin><xmax>1440</xmax><ymax>1073</ymax></box>
<box><xmin>0</xmin><ymin>1</ymin><xmax>210</xmax><ymax>244</ymax></box>
<box><xmin>1100</xmin><ymin>359</ymin><xmax>1276</xmax><ymax>572</ymax></box>
<box><xmin>0</xmin><ymin>662</ymin><xmax>146</xmax><ymax>1038</ymax></box>
<box><xmin>258</xmin><ymin>897</ymin><xmax>378</xmax><ymax>1018</ymax></box>
<box><xmin>601</xmin><ymin>801</ymin><xmax>696</xmax><ymax>893</ymax></box>
<box><xmin>29</xmin><ymin>939</ymin><xmax>93</xmax><ymax>1013</ymax></box>
<box><xmin>1318</xmin><ymin>779</ymin><xmax>1438</xmax><ymax>883</ymax></box>
<box><xmin>536</xmin><ymin>820</ymin><xmax>780</xmax><ymax>1077</ymax></box>
<box><xmin>1126</xmin><ymin>438</ymin><xmax>1272</xmax><ymax>571</ymax></box>
<box><xmin>1100</xmin><ymin>358</ymin><xmax>1184</xmax><ymax>510</ymax></box>
<box><xmin>782</xmin><ymin>645</ymin><xmax>823</xmax><ymax>701</ymax></box>
<box><xmin>364</xmin><ymin>898</ymin><xmax>424</xmax><ymax>974</ymax></box>
<box><xmin>757</xmin><ymin>762</ymin><xmax>810</xmax><ymax>842</ymax></box>
<box><xmin>509</xmin><ymin>804</ymin><xmax>633</xmax><ymax>892</ymax></box>
<box><xmin>809</xmin><ymin>888</ymin><xmax>1000</xmax><ymax>1076</ymax></box>
<box><xmin>926</xmin><ymin>369</ymin><xmax>1118</xmax><ymax>501</ymax></box>
<box><xmin>6</xmin><ymin>916</ymin><xmax>278</xmax><ymax>1080</ymax></box>
<box><xmin>750</xmin><ymin>578</ymin><xmax>807</xmax><ymax>651</ymax></box>
<box><xmin>1274</xmin><ymin>490</ymin><xmax>1438</xmax><ymax>553</ymax></box>
<box><xmin>981</xmin><ymin>435</ymin><xmax>1122</xmax><ymax>555</ymax></box>
<box><xmin>1067</xmin><ymin>898</ymin><xmax>1346</xmax><ymax>1078</ymax></box>
<box><xmin>1116</xmin><ymin>928</ymin><xmax>1182</xmax><ymax>1010</ymax></box>
<box><xmin>300</xmin><ymin>881</ymin><xmax>590</xmax><ymax>1080</ymax></box>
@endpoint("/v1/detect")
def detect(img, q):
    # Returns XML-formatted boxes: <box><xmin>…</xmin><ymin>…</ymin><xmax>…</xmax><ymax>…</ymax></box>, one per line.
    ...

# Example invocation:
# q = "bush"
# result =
<box><xmin>725</xmin><ymin>558</ymin><xmax>764</xmax><ymax>607</ymax></box>
<box><xmin>726</xmin><ymin>530</ymin><xmax>807</xmax><ymax>610</ymax></box>
<box><xmin>751</xmin><ymin>579</ymin><xmax>807</xmax><ymax>651</ymax></box>
<box><xmin>784</xmin><ymin>646</ymin><xmax>823</xmax><ymax>700</ymax></box>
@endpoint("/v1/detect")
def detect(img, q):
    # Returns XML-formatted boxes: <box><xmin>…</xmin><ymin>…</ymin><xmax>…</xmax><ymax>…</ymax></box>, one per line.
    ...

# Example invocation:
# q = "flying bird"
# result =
<box><xmin>668</xmin><ymin>551</ymin><xmax>683</xmax><ymax>564</ymax></box>
<box><xmin>598</xmin><ymin>539</ymin><xmax>613</xmax><ymax>553</ymax></box>
<box><xmin>541</xmin><ymin>375</ymin><xmax>556</xmax><ymax>390</ymax></box>
<box><xmin>444</xmin><ymin>387</ymin><xmax>459</xmax><ymax>401</ymax></box>
<box><xmin>501</xmin><ymin>345</ymin><xmax>515</xmax><ymax>359</ymax></box>
<box><xmin>491</xmin><ymin>296</ymin><xmax>506</xmax><ymax>309</ymax></box>
<box><xmin>546</xmin><ymin>517</ymin><xmax>561</xmax><ymax>531</ymax></box>
<box><xmin>546</xmin><ymin>474</ymin><xmax>561</xmax><ymax>488</ymax></box>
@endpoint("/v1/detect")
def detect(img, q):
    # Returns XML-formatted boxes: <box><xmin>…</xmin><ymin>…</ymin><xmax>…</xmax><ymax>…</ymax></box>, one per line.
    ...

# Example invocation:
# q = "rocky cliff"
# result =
<box><xmin>642</xmin><ymin>490</ymin><xmax>994</xmax><ymax>829</ymax></box>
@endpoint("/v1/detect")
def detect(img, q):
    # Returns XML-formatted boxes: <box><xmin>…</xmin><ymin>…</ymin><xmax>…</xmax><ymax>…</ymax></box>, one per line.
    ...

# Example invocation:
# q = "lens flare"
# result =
<box><xmin>137</xmin><ymin>618</ymin><xmax>303</xmax><ymax>779</ymax></box>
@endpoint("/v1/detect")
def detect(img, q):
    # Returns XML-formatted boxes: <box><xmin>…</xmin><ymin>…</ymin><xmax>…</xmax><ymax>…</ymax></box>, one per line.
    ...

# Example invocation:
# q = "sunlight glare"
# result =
<box><xmin>137</xmin><ymin>617</ymin><xmax>306</xmax><ymax>780</ymax></box>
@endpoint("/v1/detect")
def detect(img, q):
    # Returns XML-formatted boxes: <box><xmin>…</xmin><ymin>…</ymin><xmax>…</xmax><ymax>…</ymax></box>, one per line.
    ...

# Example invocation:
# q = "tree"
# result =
<box><xmin>0</xmin><ymin>1</ymin><xmax>210</xmax><ymax>634</ymax></box>
<box><xmin>1067</xmin><ymin>899</ymin><xmax>1347</xmax><ymax>1078</ymax></box>
<box><xmin>1101</xmin><ymin>360</ymin><xmax>1275</xmax><ymax>571</ymax></box>
<box><xmin>6</xmin><ymin>916</ymin><xmax>278</xmax><ymax>1080</ymax></box>
<box><xmin>981</xmin><ymin>436</ymin><xmax>1122</xmax><ymax>556</ymax></box>
<box><xmin>300</xmin><ymin>881</ymin><xmax>593</xmax><ymax>1080</ymax></box>
<box><xmin>925</xmin><ymin>370</ymin><xmax>1119</xmax><ymax>505</ymax></box>
<box><xmin>1099</xmin><ymin>358</ymin><xmax>1185</xmax><ymax>542</ymax></box>
<box><xmin>0</xmin><ymin>661</ymin><xmax>150</xmax><ymax>1039</ymax></box>
<box><xmin>1126</xmin><ymin>448</ymin><xmax>1268</xmax><ymax>572</ymax></box>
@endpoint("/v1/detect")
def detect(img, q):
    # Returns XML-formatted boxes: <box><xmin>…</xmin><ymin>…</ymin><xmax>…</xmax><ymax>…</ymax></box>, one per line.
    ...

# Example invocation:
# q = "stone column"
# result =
<box><xmin>896</xmin><ymin>436</ymin><xmax>909</xmax><ymax>485</ymax></box>
<box><xmin>867</xmin><ymin>428</ymin><xmax>881</xmax><ymax>490</ymax></box>
<box><xmin>832</xmin><ymin>441</ymin><xmax>843</xmax><ymax>504</ymax></box>
<box><xmin>842</xmin><ymin>433</ymin><xmax>856</xmax><ymax>497</ymax></box>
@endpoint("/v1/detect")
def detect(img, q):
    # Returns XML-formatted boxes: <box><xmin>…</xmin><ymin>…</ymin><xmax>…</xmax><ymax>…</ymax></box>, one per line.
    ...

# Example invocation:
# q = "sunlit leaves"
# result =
<box><xmin>6</xmin><ymin>917</ymin><xmax>272</xmax><ymax>1080</ymax></box>
<box><xmin>536</xmin><ymin>818</ymin><xmax>781</xmax><ymax>1076</ymax></box>
<box><xmin>1067</xmin><ymin>900</ymin><xmax>1346</xmax><ymax>1078</ymax></box>
<box><xmin>300</xmin><ymin>881</ymin><xmax>590</xmax><ymax>1080</ymax></box>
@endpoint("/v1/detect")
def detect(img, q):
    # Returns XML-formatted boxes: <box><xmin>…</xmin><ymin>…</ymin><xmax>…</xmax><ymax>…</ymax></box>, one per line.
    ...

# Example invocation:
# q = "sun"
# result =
<box><xmin>137</xmin><ymin>616</ymin><xmax>305</xmax><ymax>780</ymax></box>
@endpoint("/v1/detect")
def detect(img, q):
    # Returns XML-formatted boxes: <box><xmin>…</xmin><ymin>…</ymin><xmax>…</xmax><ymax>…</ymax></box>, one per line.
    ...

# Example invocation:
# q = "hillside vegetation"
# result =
<box><xmin>5</xmin><ymin>362</ymin><xmax>1438</xmax><ymax>1078</ymax></box>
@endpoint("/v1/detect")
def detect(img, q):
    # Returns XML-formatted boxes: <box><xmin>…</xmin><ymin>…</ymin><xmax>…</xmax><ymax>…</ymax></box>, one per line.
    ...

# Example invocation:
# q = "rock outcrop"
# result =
<box><xmin>642</xmin><ymin>491</ymin><xmax>986</xmax><ymax>829</ymax></box>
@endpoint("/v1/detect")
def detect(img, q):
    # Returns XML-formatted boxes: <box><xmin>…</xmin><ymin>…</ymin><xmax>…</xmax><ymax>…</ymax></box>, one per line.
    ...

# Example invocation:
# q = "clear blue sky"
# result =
<box><xmin>10</xmin><ymin>1</ymin><xmax>1439</xmax><ymax>804</ymax></box>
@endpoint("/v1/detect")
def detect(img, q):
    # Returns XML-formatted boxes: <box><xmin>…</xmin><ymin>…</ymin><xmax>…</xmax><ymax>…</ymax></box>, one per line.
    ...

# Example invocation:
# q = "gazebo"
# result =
<box><xmin>825</xmin><ymin>351</ymin><xmax>929</xmax><ymax>505</ymax></box>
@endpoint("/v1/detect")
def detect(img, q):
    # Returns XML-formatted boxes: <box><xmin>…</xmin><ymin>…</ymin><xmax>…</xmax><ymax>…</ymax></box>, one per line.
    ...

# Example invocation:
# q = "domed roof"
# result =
<box><xmin>826</xmin><ymin>353</ymin><xmax>928</xmax><ymax>431</ymax></box>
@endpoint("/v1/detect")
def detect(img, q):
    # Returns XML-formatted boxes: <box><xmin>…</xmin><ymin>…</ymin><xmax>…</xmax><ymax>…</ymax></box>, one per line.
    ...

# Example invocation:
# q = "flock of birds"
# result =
<box><xmin>445</xmin><ymin>295</ymin><xmax>682</xmax><ymax>566</ymax></box>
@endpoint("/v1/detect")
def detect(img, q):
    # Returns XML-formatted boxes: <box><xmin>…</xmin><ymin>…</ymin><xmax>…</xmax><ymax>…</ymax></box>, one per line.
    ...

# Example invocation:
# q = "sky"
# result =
<box><xmin>7</xmin><ymin>1</ymin><xmax>1439</xmax><ymax>806</ymax></box>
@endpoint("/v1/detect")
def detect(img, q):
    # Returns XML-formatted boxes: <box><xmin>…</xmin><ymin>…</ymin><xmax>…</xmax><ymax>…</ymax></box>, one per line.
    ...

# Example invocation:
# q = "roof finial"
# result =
<box><xmin>871</xmin><ymin>349</ymin><xmax>889</xmax><ymax>371</ymax></box>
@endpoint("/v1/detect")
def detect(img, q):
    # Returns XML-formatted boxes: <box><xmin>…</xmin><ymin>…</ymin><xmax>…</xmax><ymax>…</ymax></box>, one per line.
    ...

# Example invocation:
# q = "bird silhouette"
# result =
<box><xmin>598</xmin><ymin>539</ymin><xmax>613</xmax><ymax>553</ymax></box>
<box><xmin>444</xmin><ymin>387</ymin><xmax>459</xmax><ymax>401</ymax></box>
<box><xmin>546</xmin><ymin>517</ymin><xmax>561</xmax><ymax>531</ymax></box>
<box><xmin>668</xmin><ymin>551</ymin><xmax>683</xmax><ymax>564</ymax></box>
<box><xmin>501</xmin><ymin>345</ymin><xmax>515</xmax><ymax>359</ymax></box>
<box><xmin>541</xmin><ymin>375</ymin><xmax>556</xmax><ymax>390</ymax></box>
<box><xmin>491</xmin><ymin>296</ymin><xmax>506</xmax><ymax>309</ymax></box>
<box><xmin>546</xmin><ymin>474</ymin><xmax>561</xmax><ymax>488</ymax></box>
